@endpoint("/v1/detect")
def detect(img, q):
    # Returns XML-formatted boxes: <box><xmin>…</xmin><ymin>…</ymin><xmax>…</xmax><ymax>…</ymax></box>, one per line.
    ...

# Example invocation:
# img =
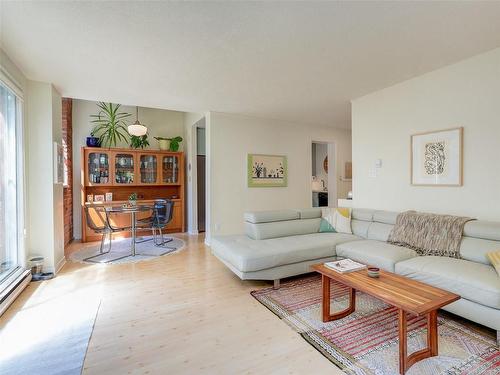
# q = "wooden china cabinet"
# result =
<box><xmin>81</xmin><ymin>147</ymin><xmax>185</xmax><ymax>242</ymax></box>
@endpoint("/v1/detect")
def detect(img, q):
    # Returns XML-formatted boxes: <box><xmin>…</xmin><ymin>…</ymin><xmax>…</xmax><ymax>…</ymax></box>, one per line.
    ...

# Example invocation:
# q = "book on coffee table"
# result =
<box><xmin>324</xmin><ymin>259</ymin><xmax>366</xmax><ymax>273</ymax></box>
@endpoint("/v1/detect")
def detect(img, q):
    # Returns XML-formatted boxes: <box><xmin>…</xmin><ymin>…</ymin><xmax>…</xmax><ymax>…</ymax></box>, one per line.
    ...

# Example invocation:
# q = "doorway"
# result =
<box><xmin>311</xmin><ymin>141</ymin><xmax>336</xmax><ymax>207</ymax></box>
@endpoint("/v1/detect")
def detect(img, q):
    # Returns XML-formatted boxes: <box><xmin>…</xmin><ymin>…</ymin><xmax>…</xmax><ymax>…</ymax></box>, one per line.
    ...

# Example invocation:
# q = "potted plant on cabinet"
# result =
<box><xmin>90</xmin><ymin>102</ymin><xmax>131</xmax><ymax>148</ymax></box>
<box><xmin>86</xmin><ymin>130</ymin><xmax>101</xmax><ymax>147</ymax></box>
<box><xmin>130</xmin><ymin>134</ymin><xmax>150</xmax><ymax>149</ymax></box>
<box><xmin>154</xmin><ymin>136</ymin><xmax>183</xmax><ymax>151</ymax></box>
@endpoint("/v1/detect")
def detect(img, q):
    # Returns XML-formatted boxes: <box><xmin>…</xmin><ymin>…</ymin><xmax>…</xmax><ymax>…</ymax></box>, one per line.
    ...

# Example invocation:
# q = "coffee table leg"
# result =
<box><xmin>322</xmin><ymin>274</ymin><xmax>331</xmax><ymax>322</ymax></box>
<box><xmin>427</xmin><ymin>310</ymin><xmax>438</xmax><ymax>356</ymax></box>
<box><xmin>321</xmin><ymin>274</ymin><xmax>355</xmax><ymax>323</ymax></box>
<box><xmin>398</xmin><ymin>309</ymin><xmax>408</xmax><ymax>374</ymax></box>
<box><xmin>399</xmin><ymin>309</ymin><xmax>439</xmax><ymax>374</ymax></box>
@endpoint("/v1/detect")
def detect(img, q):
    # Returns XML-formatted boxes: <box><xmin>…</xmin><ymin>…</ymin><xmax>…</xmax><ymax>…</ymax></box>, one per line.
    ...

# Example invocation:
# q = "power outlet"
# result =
<box><xmin>214</xmin><ymin>223</ymin><xmax>221</xmax><ymax>232</ymax></box>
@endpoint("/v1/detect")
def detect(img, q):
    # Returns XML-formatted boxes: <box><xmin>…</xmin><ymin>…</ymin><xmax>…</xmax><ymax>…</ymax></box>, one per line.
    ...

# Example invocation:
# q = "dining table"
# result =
<box><xmin>106</xmin><ymin>204</ymin><xmax>153</xmax><ymax>257</ymax></box>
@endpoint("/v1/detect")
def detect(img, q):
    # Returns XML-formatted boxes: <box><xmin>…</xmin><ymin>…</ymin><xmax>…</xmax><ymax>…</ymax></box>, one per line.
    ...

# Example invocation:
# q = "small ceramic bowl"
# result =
<box><xmin>367</xmin><ymin>267</ymin><xmax>380</xmax><ymax>278</ymax></box>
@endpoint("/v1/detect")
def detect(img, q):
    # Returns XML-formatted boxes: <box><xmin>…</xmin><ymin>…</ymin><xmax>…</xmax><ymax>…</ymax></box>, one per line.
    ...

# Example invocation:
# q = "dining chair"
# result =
<box><xmin>83</xmin><ymin>205</ymin><xmax>110</xmax><ymax>261</ymax></box>
<box><xmin>136</xmin><ymin>199</ymin><xmax>175</xmax><ymax>254</ymax></box>
<box><xmin>151</xmin><ymin>199</ymin><xmax>175</xmax><ymax>247</ymax></box>
<box><xmin>83</xmin><ymin>205</ymin><xmax>132</xmax><ymax>263</ymax></box>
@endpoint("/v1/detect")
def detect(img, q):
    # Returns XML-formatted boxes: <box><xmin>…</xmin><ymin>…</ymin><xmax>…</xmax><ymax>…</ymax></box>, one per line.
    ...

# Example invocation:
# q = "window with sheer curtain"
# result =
<box><xmin>0</xmin><ymin>82</ymin><xmax>22</xmax><ymax>288</ymax></box>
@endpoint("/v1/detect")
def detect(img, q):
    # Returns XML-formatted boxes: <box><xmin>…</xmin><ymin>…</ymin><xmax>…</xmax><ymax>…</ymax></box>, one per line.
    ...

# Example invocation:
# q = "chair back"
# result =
<box><xmin>85</xmin><ymin>205</ymin><xmax>108</xmax><ymax>232</ymax></box>
<box><xmin>152</xmin><ymin>199</ymin><xmax>174</xmax><ymax>228</ymax></box>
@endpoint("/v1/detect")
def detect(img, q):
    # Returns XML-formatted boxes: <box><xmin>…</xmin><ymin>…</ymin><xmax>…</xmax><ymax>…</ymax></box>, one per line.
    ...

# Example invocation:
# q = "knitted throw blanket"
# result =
<box><xmin>388</xmin><ymin>210</ymin><xmax>474</xmax><ymax>258</ymax></box>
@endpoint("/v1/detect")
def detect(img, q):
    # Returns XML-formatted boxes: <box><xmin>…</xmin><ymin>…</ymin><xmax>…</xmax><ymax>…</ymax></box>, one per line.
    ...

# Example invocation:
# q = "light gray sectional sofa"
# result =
<box><xmin>211</xmin><ymin>207</ymin><xmax>500</xmax><ymax>339</ymax></box>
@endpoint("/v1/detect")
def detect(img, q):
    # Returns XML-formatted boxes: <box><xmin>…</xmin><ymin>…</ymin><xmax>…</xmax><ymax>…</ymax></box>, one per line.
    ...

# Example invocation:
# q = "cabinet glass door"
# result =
<box><xmin>140</xmin><ymin>154</ymin><xmax>157</xmax><ymax>184</ymax></box>
<box><xmin>88</xmin><ymin>152</ymin><xmax>110</xmax><ymax>184</ymax></box>
<box><xmin>162</xmin><ymin>155</ymin><xmax>179</xmax><ymax>184</ymax></box>
<box><xmin>114</xmin><ymin>153</ymin><xmax>135</xmax><ymax>184</ymax></box>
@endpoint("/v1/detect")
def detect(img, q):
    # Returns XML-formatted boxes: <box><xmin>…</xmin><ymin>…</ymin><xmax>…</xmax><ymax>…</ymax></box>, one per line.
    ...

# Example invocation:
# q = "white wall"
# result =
<box><xmin>208</xmin><ymin>112</ymin><xmax>352</xmax><ymax>238</ymax></box>
<box><xmin>352</xmin><ymin>47</ymin><xmax>500</xmax><ymax>221</ymax></box>
<box><xmin>26</xmin><ymin>81</ymin><xmax>64</xmax><ymax>272</ymax></box>
<box><xmin>51</xmin><ymin>86</ymin><xmax>64</xmax><ymax>271</ymax></box>
<box><xmin>72</xmin><ymin>99</ymin><xmax>186</xmax><ymax>239</ymax></box>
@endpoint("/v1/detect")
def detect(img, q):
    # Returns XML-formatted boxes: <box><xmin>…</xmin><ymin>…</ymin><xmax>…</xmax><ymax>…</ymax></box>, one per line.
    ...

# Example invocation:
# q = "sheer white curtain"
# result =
<box><xmin>0</xmin><ymin>83</ymin><xmax>20</xmax><ymax>285</ymax></box>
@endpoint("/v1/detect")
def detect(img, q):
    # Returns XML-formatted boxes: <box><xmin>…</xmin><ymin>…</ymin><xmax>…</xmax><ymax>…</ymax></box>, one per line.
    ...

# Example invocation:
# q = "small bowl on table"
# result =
<box><xmin>367</xmin><ymin>267</ymin><xmax>380</xmax><ymax>278</ymax></box>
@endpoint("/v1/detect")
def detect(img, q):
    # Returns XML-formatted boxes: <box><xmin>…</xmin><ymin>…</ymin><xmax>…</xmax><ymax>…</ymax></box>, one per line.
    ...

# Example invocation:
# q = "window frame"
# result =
<box><xmin>0</xmin><ymin>72</ymin><xmax>27</xmax><ymax>296</ymax></box>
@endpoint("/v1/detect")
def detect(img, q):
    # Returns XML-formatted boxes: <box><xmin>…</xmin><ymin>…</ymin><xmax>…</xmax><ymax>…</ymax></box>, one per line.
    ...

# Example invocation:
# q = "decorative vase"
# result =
<box><xmin>158</xmin><ymin>139</ymin><xmax>170</xmax><ymax>150</ymax></box>
<box><xmin>128</xmin><ymin>199</ymin><xmax>137</xmax><ymax>207</ymax></box>
<box><xmin>86</xmin><ymin>136</ymin><xmax>101</xmax><ymax>147</ymax></box>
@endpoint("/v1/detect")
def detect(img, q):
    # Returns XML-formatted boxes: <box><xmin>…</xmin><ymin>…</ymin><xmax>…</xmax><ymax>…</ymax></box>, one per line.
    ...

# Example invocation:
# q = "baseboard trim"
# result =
<box><xmin>56</xmin><ymin>257</ymin><xmax>67</xmax><ymax>274</ymax></box>
<box><xmin>0</xmin><ymin>269</ymin><xmax>31</xmax><ymax>316</ymax></box>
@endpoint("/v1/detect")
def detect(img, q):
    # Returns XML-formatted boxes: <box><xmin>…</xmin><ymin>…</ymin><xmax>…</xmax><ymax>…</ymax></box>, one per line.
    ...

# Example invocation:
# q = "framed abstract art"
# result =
<box><xmin>411</xmin><ymin>127</ymin><xmax>463</xmax><ymax>186</ymax></box>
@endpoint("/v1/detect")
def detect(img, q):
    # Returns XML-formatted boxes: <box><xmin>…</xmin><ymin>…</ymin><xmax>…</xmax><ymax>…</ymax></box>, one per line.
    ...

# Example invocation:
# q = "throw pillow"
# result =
<box><xmin>319</xmin><ymin>218</ymin><xmax>336</xmax><ymax>233</ymax></box>
<box><xmin>320</xmin><ymin>207</ymin><xmax>352</xmax><ymax>234</ymax></box>
<box><xmin>487</xmin><ymin>251</ymin><xmax>500</xmax><ymax>277</ymax></box>
<box><xmin>334</xmin><ymin>207</ymin><xmax>352</xmax><ymax>234</ymax></box>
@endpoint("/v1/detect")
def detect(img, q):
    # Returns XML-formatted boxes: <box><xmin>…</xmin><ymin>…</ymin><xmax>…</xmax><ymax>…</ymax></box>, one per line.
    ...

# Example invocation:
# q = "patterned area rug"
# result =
<box><xmin>70</xmin><ymin>235</ymin><xmax>185</xmax><ymax>264</ymax></box>
<box><xmin>251</xmin><ymin>275</ymin><xmax>499</xmax><ymax>375</ymax></box>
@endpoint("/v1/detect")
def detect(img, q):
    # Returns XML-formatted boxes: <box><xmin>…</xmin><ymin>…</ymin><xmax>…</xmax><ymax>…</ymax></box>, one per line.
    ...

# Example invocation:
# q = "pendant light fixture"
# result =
<box><xmin>128</xmin><ymin>106</ymin><xmax>148</xmax><ymax>136</ymax></box>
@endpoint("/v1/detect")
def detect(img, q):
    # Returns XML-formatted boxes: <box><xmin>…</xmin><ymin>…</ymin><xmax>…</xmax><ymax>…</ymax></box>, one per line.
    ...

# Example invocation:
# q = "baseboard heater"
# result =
<box><xmin>0</xmin><ymin>269</ymin><xmax>32</xmax><ymax>316</ymax></box>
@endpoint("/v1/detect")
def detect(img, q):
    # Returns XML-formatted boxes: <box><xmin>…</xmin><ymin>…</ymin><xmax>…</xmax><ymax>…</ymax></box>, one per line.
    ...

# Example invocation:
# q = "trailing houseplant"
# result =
<box><xmin>90</xmin><ymin>102</ymin><xmax>131</xmax><ymax>148</ymax></box>
<box><xmin>130</xmin><ymin>134</ymin><xmax>150</xmax><ymax>149</ymax></box>
<box><xmin>154</xmin><ymin>136</ymin><xmax>183</xmax><ymax>151</ymax></box>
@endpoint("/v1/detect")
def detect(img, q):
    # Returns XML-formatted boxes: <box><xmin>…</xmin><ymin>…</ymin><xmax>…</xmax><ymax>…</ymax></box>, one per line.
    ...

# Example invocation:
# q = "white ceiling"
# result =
<box><xmin>2</xmin><ymin>1</ymin><xmax>500</xmax><ymax>129</ymax></box>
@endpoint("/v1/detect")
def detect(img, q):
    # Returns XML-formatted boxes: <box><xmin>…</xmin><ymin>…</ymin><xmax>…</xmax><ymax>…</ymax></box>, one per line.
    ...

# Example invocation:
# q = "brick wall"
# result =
<box><xmin>62</xmin><ymin>98</ymin><xmax>73</xmax><ymax>248</ymax></box>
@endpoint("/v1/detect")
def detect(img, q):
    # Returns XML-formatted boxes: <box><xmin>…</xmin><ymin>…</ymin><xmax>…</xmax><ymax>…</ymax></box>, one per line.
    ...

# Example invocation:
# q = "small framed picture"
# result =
<box><xmin>87</xmin><ymin>194</ymin><xmax>94</xmax><ymax>203</ymax></box>
<box><xmin>247</xmin><ymin>154</ymin><xmax>287</xmax><ymax>188</ymax></box>
<box><xmin>411</xmin><ymin>127</ymin><xmax>463</xmax><ymax>186</ymax></box>
<box><xmin>94</xmin><ymin>194</ymin><xmax>105</xmax><ymax>202</ymax></box>
<box><xmin>105</xmin><ymin>192</ymin><xmax>113</xmax><ymax>202</ymax></box>
<box><xmin>53</xmin><ymin>142</ymin><xmax>64</xmax><ymax>185</ymax></box>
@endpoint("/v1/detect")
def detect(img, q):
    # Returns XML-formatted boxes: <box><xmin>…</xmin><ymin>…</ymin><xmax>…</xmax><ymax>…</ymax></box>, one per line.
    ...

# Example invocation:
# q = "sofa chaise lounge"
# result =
<box><xmin>210</xmin><ymin>207</ymin><xmax>500</xmax><ymax>342</ymax></box>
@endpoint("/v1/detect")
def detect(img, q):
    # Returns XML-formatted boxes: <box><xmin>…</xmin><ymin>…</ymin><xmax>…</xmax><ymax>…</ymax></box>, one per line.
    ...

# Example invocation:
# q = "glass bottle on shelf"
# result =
<box><xmin>88</xmin><ymin>152</ymin><xmax>109</xmax><ymax>184</ymax></box>
<box><xmin>162</xmin><ymin>155</ymin><xmax>179</xmax><ymax>183</ymax></box>
<box><xmin>114</xmin><ymin>153</ymin><xmax>134</xmax><ymax>184</ymax></box>
<box><xmin>140</xmin><ymin>155</ymin><xmax>157</xmax><ymax>183</ymax></box>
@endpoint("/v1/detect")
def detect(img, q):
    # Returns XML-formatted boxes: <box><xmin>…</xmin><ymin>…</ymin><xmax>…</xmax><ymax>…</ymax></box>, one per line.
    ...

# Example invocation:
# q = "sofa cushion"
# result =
<box><xmin>245</xmin><ymin>218</ymin><xmax>321</xmax><ymax>240</ymax></box>
<box><xmin>373</xmin><ymin>210</ymin><xmax>398</xmax><ymax>225</ymax></box>
<box><xmin>459</xmin><ymin>236</ymin><xmax>500</xmax><ymax>265</ymax></box>
<box><xmin>395</xmin><ymin>256</ymin><xmax>500</xmax><ymax>310</ymax></box>
<box><xmin>211</xmin><ymin>232</ymin><xmax>360</xmax><ymax>272</ymax></box>
<box><xmin>352</xmin><ymin>208</ymin><xmax>374</xmax><ymax>221</ymax></box>
<box><xmin>244</xmin><ymin>209</ymin><xmax>299</xmax><ymax>224</ymax></box>
<box><xmin>367</xmin><ymin>222</ymin><xmax>393</xmax><ymax>242</ymax></box>
<box><xmin>351</xmin><ymin>219</ymin><xmax>371</xmax><ymax>238</ymax></box>
<box><xmin>463</xmin><ymin>220</ymin><xmax>500</xmax><ymax>241</ymax></box>
<box><xmin>336</xmin><ymin>240</ymin><xmax>417</xmax><ymax>272</ymax></box>
<box><xmin>296</xmin><ymin>208</ymin><xmax>322</xmax><ymax>219</ymax></box>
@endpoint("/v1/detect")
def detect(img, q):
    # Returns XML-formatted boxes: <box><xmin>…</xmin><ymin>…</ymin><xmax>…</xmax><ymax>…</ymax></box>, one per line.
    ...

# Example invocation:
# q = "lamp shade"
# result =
<box><xmin>127</xmin><ymin>121</ymin><xmax>148</xmax><ymax>137</ymax></box>
<box><xmin>128</xmin><ymin>121</ymin><xmax>147</xmax><ymax>136</ymax></box>
<box><xmin>128</xmin><ymin>106</ymin><xmax>148</xmax><ymax>136</ymax></box>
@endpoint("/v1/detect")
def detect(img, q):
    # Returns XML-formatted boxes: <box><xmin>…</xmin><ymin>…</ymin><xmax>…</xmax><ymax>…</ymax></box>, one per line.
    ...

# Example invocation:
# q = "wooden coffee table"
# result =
<box><xmin>312</xmin><ymin>264</ymin><xmax>460</xmax><ymax>375</ymax></box>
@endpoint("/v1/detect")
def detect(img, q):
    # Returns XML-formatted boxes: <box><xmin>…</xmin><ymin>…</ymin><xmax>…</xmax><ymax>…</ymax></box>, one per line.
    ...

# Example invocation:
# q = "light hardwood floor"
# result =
<box><xmin>1</xmin><ymin>234</ymin><xmax>343</xmax><ymax>375</ymax></box>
